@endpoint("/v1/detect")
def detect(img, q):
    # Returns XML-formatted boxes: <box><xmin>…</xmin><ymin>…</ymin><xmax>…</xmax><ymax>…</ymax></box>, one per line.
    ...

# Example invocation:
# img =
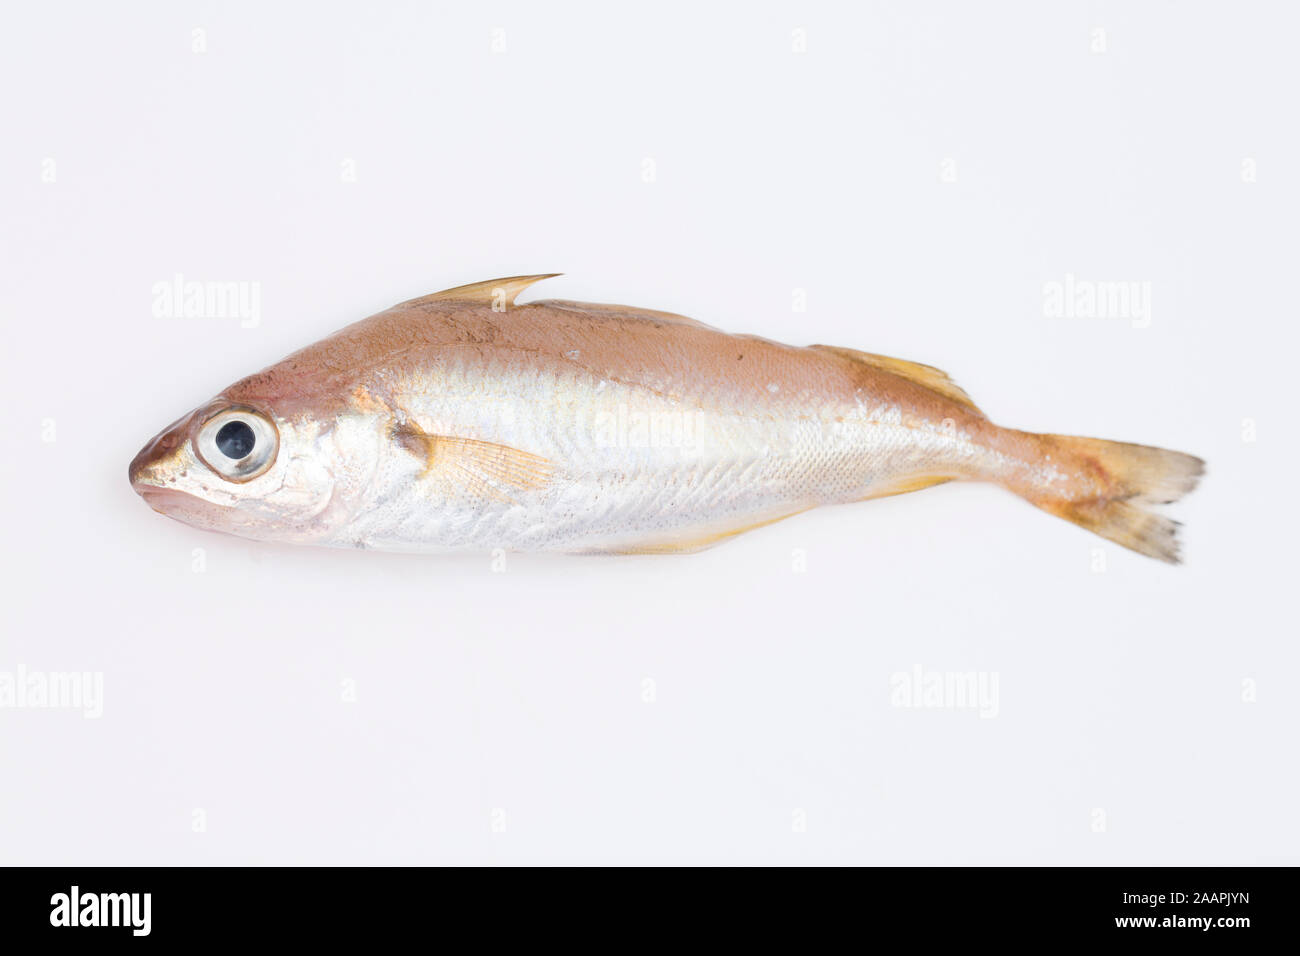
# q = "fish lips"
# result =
<box><xmin>135</xmin><ymin>485</ymin><xmax>204</xmax><ymax>516</ymax></box>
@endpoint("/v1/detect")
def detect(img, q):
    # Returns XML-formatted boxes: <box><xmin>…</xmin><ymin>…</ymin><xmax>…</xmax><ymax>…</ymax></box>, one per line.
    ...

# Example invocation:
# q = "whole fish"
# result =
<box><xmin>129</xmin><ymin>275</ymin><xmax>1203</xmax><ymax>561</ymax></box>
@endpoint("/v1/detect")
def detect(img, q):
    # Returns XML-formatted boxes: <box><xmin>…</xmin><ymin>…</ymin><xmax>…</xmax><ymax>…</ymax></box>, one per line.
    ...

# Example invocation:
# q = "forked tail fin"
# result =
<box><xmin>1018</xmin><ymin>434</ymin><xmax>1204</xmax><ymax>564</ymax></box>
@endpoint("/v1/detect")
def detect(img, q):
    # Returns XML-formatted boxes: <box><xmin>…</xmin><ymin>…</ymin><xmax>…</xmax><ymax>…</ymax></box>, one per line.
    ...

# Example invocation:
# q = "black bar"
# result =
<box><xmin>0</xmin><ymin>866</ymin><xmax>1288</xmax><ymax>943</ymax></box>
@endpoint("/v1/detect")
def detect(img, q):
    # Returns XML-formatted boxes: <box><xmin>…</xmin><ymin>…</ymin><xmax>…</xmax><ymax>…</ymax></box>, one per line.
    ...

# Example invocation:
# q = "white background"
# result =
<box><xmin>2</xmin><ymin>1</ymin><xmax>1296</xmax><ymax>865</ymax></box>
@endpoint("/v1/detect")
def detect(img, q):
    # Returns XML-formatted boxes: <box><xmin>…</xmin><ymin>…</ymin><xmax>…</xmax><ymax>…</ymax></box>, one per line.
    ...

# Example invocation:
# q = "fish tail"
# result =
<box><xmin>1010</xmin><ymin>432</ymin><xmax>1204</xmax><ymax>564</ymax></box>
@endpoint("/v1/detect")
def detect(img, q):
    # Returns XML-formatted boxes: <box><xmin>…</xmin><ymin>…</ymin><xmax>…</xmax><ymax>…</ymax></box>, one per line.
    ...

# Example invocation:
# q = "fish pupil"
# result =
<box><xmin>215</xmin><ymin>420</ymin><xmax>256</xmax><ymax>460</ymax></box>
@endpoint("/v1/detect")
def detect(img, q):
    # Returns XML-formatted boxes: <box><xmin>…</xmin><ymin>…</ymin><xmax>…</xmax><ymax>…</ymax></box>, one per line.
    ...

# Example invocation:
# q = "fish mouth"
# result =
<box><xmin>129</xmin><ymin>415</ymin><xmax>219</xmax><ymax>520</ymax></box>
<box><xmin>131</xmin><ymin>479</ymin><xmax>242</xmax><ymax>535</ymax></box>
<box><xmin>133</xmin><ymin>485</ymin><xmax>203</xmax><ymax>514</ymax></box>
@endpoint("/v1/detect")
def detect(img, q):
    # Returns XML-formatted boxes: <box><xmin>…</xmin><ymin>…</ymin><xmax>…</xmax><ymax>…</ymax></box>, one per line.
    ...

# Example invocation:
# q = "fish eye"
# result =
<box><xmin>215</xmin><ymin>420</ymin><xmax>256</xmax><ymax>459</ymax></box>
<box><xmin>195</xmin><ymin>408</ymin><xmax>279</xmax><ymax>482</ymax></box>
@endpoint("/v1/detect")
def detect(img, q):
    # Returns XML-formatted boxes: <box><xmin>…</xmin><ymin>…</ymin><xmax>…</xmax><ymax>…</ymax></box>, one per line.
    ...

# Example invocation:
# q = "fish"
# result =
<box><xmin>129</xmin><ymin>275</ymin><xmax>1204</xmax><ymax>562</ymax></box>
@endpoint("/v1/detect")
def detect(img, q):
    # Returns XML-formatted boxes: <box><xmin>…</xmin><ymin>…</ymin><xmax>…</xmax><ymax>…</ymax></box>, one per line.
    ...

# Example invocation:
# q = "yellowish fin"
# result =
<box><xmin>604</xmin><ymin>508</ymin><xmax>812</xmax><ymax>554</ymax></box>
<box><xmin>810</xmin><ymin>344</ymin><xmax>982</xmax><ymax>415</ymax></box>
<box><xmin>860</xmin><ymin>474</ymin><xmax>953</xmax><ymax>501</ymax></box>
<box><xmin>404</xmin><ymin>274</ymin><xmax>562</xmax><ymax>309</ymax></box>
<box><xmin>392</xmin><ymin>421</ymin><xmax>553</xmax><ymax>503</ymax></box>
<box><xmin>1025</xmin><ymin>434</ymin><xmax>1204</xmax><ymax>564</ymax></box>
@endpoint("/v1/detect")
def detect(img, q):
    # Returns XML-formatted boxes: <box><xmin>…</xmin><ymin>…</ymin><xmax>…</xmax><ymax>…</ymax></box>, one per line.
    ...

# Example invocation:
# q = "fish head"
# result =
<box><xmin>128</xmin><ymin>380</ymin><xmax>370</xmax><ymax>544</ymax></box>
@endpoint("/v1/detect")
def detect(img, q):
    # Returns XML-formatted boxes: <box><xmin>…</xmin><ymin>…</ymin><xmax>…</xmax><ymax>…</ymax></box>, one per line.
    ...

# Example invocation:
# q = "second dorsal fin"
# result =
<box><xmin>810</xmin><ymin>344</ymin><xmax>983</xmax><ymax>415</ymax></box>
<box><xmin>403</xmin><ymin>274</ymin><xmax>562</xmax><ymax>309</ymax></box>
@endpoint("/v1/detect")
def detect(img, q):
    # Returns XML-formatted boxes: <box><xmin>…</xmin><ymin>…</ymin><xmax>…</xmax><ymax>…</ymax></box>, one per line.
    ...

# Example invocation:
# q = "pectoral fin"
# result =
<box><xmin>392</xmin><ymin>421</ymin><xmax>554</xmax><ymax>503</ymax></box>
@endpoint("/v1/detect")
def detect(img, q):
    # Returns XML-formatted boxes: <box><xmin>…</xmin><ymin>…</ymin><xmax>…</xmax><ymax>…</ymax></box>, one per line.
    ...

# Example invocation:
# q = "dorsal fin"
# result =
<box><xmin>403</xmin><ymin>274</ymin><xmax>561</xmax><ymax>309</ymax></box>
<box><xmin>527</xmin><ymin>299</ymin><xmax>719</xmax><ymax>330</ymax></box>
<box><xmin>810</xmin><ymin>344</ymin><xmax>983</xmax><ymax>415</ymax></box>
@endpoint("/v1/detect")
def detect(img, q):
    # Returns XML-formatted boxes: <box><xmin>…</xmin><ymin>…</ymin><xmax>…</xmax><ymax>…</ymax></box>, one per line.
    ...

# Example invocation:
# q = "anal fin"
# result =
<box><xmin>603</xmin><ymin>508</ymin><xmax>812</xmax><ymax>554</ymax></box>
<box><xmin>859</xmin><ymin>474</ymin><xmax>954</xmax><ymax>501</ymax></box>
